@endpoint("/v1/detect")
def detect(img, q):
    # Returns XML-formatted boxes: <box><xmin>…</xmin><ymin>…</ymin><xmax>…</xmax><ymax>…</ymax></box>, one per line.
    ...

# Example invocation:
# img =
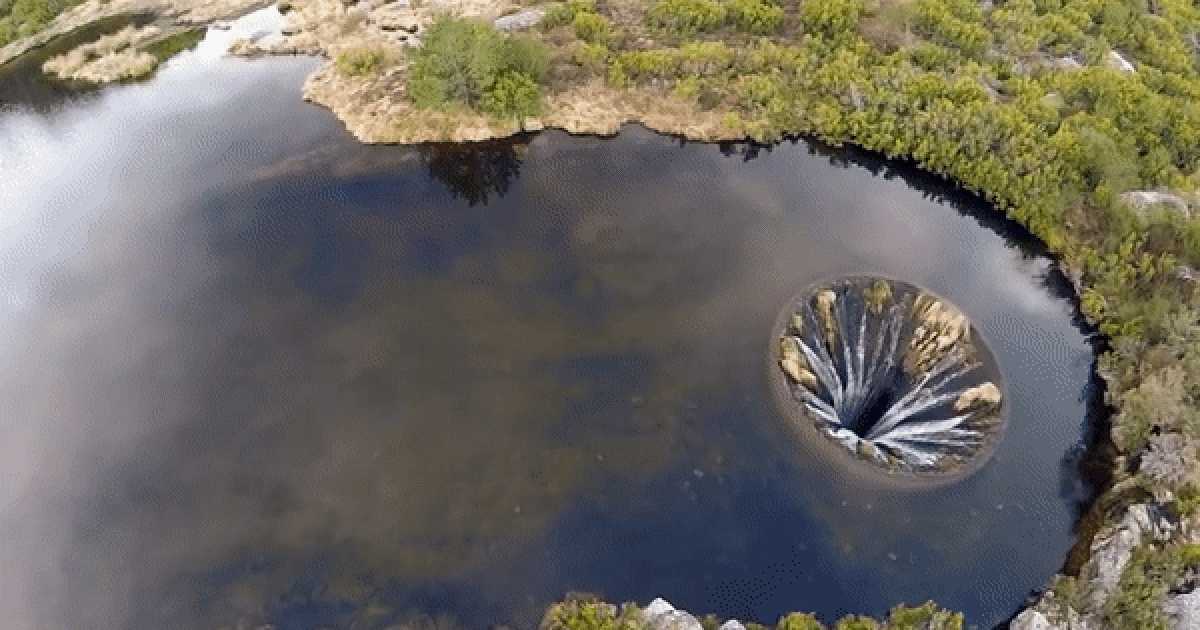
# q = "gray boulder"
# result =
<box><xmin>643</xmin><ymin>598</ymin><xmax>703</xmax><ymax>630</ymax></box>
<box><xmin>493</xmin><ymin>7</ymin><xmax>546</xmax><ymax>32</ymax></box>
<box><xmin>1163</xmin><ymin>589</ymin><xmax>1200</xmax><ymax>628</ymax></box>
<box><xmin>1009</xmin><ymin>609</ymin><xmax>1051</xmax><ymax>630</ymax></box>
<box><xmin>1085</xmin><ymin>503</ymin><xmax>1177</xmax><ymax>609</ymax></box>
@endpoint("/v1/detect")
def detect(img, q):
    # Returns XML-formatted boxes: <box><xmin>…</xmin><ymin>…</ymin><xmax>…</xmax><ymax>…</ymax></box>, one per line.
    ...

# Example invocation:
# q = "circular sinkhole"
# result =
<box><xmin>770</xmin><ymin>276</ymin><xmax>1008</xmax><ymax>485</ymax></box>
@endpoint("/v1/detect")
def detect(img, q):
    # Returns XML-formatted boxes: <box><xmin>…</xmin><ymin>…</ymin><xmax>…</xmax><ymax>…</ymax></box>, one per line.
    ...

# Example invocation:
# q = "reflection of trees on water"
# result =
<box><xmin>804</xmin><ymin>137</ymin><xmax>1051</xmax><ymax>258</ymax></box>
<box><xmin>419</xmin><ymin>137</ymin><xmax>529</xmax><ymax>207</ymax></box>
<box><xmin>717</xmin><ymin>139</ymin><xmax>774</xmax><ymax>162</ymax></box>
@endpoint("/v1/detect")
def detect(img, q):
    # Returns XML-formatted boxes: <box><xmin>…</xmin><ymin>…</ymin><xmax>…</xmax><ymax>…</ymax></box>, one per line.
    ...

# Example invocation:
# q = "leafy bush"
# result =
<box><xmin>571</xmin><ymin>11</ymin><xmax>609</xmax><ymax>44</ymax></box>
<box><xmin>886</xmin><ymin>602</ymin><xmax>964</xmax><ymax>630</ymax></box>
<box><xmin>646</xmin><ymin>0</ymin><xmax>727</xmax><ymax>36</ymax></box>
<box><xmin>677</xmin><ymin>40</ymin><xmax>731</xmax><ymax>75</ymax></box>
<box><xmin>726</xmin><ymin>0</ymin><xmax>783</xmax><ymax>34</ymax></box>
<box><xmin>480</xmin><ymin>69</ymin><xmax>542</xmax><ymax>122</ymax></box>
<box><xmin>336</xmin><ymin>47</ymin><xmax>385</xmax><ymax>76</ymax></box>
<box><xmin>613</xmin><ymin>49</ymin><xmax>675</xmax><ymax>82</ymax></box>
<box><xmin>572</xmin><ymin>41</ymin><xmax>609</xmax><ymax>71</ymax></box>
<box><xmin>542</xmin><ymin>600</ymin><xmax>644</xmax><ymax>630</ymax></box>
<box><xmin>407</xmin><ymin>13</ymin><xmax>549</xmax><ymax>116</ymax></box>
<box><xmin>0</xmin><ymin>0</ymin><xmax>85</xmax><ymax>47</ymax></box>
<box><xmin>913</xmin><ymin>0</ymin><xmax>991</xmax><ymax>57</ymax></box>
<box><xmin>801</xmin><ymin>0</ymin><xmax>864</xmax><ymax>40</ymax></box>
<box><xmin>542</xmin><ymin>0</ymin><xmax>596</xmax><ymax>30</ymax></box>
<box><xmin>738</xmin><ymin>73</ymin><xmax>778</xmax><ymax>107</ymax></box>
<box><xmin>776</xmin><ymin>612</ymin><xmax>824</xmax><ymax>630</ymax></box>
<box><xmin>832</xmin><ymin>618</ymin><xmax>878</xmax><ymax>630</ymax></box>
<box><xmin>673</xmin><ymin>75</ymin><xmax>701</xmax><ymax>97</ymax></box>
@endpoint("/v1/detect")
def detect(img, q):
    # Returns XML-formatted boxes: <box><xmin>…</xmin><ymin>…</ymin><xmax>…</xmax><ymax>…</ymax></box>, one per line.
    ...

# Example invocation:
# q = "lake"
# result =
<box><xmin>0</xmin><ymin>17</ymin><xmax>1099</xmax><ymax>630</ymax></box>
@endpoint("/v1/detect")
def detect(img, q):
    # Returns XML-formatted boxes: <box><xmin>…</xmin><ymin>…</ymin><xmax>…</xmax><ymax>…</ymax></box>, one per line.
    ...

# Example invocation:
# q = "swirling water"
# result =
<box><xmin>0</xmin><ymin>27</ymin><xmax>1098</xmax><ymax>630</ymax></box>
<box><xmin>774</xmin><ymin>277</ymin><xmax>1007</xmax><ymax>479</ymax></box>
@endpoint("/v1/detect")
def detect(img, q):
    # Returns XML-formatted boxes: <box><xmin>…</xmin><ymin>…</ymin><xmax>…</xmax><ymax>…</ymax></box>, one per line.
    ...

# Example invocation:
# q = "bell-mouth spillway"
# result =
<box><xmin>769</xmin><ymin>276</ymin><xmax>1009</xmax><ymax>487</ymax></box>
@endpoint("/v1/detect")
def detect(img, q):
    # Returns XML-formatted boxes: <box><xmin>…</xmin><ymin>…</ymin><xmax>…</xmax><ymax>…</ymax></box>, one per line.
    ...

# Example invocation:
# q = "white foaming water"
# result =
<box><xmin>778</xmin><ymin>278</ymin><xmax>1005</xmax><ymax>475</ymax></box>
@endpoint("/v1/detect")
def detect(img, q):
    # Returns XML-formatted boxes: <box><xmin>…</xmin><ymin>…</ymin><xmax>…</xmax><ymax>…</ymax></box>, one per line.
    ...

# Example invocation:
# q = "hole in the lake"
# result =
<box><xmin>0</xmin><ymin>38</ymin><xmax>1100</xmax><ymax>625</ymax></box>
<box><xmin>846</xmin><ymin>384</ymin><xmax>895</xmax><ymax>439</ymax></box>
<box><xmin>772</xmin><ymin>276</ymin><xmax>1007</xmax><ymax>484</ymax></box>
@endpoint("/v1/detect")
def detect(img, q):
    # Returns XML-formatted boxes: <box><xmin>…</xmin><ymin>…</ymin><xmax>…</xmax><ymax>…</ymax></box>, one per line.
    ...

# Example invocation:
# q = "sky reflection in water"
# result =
<box><xmin>0</xmin><ymin>34</ymin><xmax>1095</xmax><ymax>630</ymax></box>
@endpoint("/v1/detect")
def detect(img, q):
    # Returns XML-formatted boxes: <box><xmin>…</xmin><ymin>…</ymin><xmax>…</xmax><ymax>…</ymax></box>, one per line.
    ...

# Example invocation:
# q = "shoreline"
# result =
<box><xmin>4</xmin><ymin>0</ymin><xmax>1200</xmax><ymax>627</ymax></box>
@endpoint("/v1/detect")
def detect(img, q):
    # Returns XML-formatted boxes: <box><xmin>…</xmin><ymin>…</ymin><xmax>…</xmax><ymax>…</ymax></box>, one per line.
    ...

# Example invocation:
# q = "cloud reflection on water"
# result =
<box><xmin>0</xmin><ymin>54</ymin><xmax>1095</xmax><ymax>630</ymax></box>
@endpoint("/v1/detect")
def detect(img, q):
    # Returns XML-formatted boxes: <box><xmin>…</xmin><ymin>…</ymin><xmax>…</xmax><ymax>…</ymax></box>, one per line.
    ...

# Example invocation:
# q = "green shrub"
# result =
<box><xmin>502</xmin><ymin>33</ymin><xmax>552</xmax><ymax>80</ymax></box>
<box><xmin>738</xmin><ymin>73</ymin><xmax>779</xmax><ymax>107</ymax></box>
<box><xmin>801</xmin><ymin>0</ymin><xmax>864</xmax><ymax>39</ymax></box>
<box><xmin>726</xmin><ymin>0</ymin><xmax>783</xmax><ymax>34</ymax></box>
<box><xmin>0</xmin><ymin>17</ymin><xmax>18</xmax><ymax>44</ymax></box>
<box><xmin>832</xmin><ymin>618</ymin><xmax>878</xmax><ymax>630</ymax></box>
<box><xmin>336</xmin><ymin>47</ymin><xmax>385</xmax><ymax>76</ymax></box>
<box><xmin>776</xmin><ymin>613</ymin><xmax>823</xmax><ymax>630</ymax></box>
<box><xmin>542</xmin><ymin>0</ymin><xmax>595</xmax><ymax>30</ymax></box>
<box><xmin>913</xmin><ymin>0</ymin><xmax>991</xmax><ymax>58</ymax></box>
<box><xmin>572</xmin><ymin>41</ymin><xmax>609</xmax><ymax>71</ymax></box>
<box><xmin>886</xmin><ymin>602</ymin><xmax>964</xmax><ymax>630</ymax></box>
<box><xmin>542</xmin><ymin>600</ymin><xmax>644</xmax><ymax>630</ymax></box>
<box><xmin>571</xmin><ymin>11</ymin><xmax>609</xmax><ymax>43</ymax></box>
<box><xmin>646</xmin><ymin>0</ymin><xmax>727</xmax><ymax>36</ymax></box>
<box><xmin>677</xmin><ymin>40</ymin><xmax>731</xmax><ymax>75</ymax></box>
<box><xmin>407</xmin><ymin>13</ymin><xmax>549</xmax><ymax>115</ymax></box>
<box><xmin>615</xmin><ymin>49</ymin><xmax>675</xmax><ymax>81</ymax></box>
<box><xmin>480</xmin><ymin>69</ymin><xmax>542</xmax><ymax>122</ymax></box>
<box><xmin>673</xmin><ymin>75</ymin><xmax>701</xmax><ymax>97</ymax></box>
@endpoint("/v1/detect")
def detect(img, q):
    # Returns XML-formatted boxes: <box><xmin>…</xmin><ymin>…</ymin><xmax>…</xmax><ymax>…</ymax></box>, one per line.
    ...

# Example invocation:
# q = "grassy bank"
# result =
<box><xmin>0</xmin><ymin>0</ymin><xmax>86</xmax><ymax>48</ymax></box>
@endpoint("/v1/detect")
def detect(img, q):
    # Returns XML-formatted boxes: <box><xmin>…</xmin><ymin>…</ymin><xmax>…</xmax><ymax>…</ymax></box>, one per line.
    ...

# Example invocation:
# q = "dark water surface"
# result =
<box><xmin>0</xmin><ymin>34</ymin><xmax>1095</xmax><ymax>630</ymax></box>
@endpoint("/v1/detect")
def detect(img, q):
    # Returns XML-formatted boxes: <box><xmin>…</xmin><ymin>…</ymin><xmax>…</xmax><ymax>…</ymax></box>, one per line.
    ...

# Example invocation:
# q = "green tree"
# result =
<box><xmin>407</xmin><ymin>13</ymin><xmax>548</xmax><ymax>114</ymax></box>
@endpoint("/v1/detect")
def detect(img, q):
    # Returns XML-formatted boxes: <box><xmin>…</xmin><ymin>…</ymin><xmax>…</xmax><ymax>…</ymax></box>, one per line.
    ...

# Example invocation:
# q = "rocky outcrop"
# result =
<box><xmin>1142</xmin><ymin>434</ymin><xmax>1200</xmax><ymax>491</ymax></box>
<box><xmin>1107</xmin><ymin>50</ymin><xmax>1136</xmax><ymax>74</ymax></box>
<box><xmin>1009</xmin><ymin>605</ymin><xmax>1097</xmax><ymax>630</ymax></box>
<box><xmin>492</xmin><ymin>6</ymin><xmax>545</xmax><ymax>32</ymax></box>
<box><xmin>1083</xmin><ymin>502</ymin><xmax>1176</xmax><ymax>609</ymax></box>
<box><xmin>1121</xmin><ymin>190</ymin><xmax>1194</xmax><ymax>220</ymax></box>
<box><xmin>1010</xmin><ymin>500</ymin><xmax>1185</xmax><ymax>629</ymax></box>
<box><xmin>1163</xmin><ymin>589</ymin><xmax>1200</xmax><ymax>628</ymax></box>
<box><xmin>643</xmin><ymin>599</ymin><xmax>704</xmax><ymax>630</ymax></box>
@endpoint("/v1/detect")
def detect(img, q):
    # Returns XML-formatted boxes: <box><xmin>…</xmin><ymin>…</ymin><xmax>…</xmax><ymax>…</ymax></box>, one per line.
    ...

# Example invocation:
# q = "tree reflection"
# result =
<box><xmin>419</xmin><ymin>138</ymin><xmax>528</xmax><ymax>207</ymax></box>
<box><xmin>717</xmin><ymin>139</ymin><xmax>774</xmax><ymax>162</ymax></box>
